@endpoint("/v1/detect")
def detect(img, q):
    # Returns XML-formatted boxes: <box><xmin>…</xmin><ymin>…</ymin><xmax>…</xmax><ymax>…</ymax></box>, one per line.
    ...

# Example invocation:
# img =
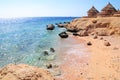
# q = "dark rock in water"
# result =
<box><xmin>59</xmin><ymin>32</ymin><xmax>68</xmax><ymax>38</ymax></box>
<box><xmin>87</xmin><ymin>41</ymin><xmax>92</xmax><ymax>46</ymax></box>
<box><xmin>46</xmin><ymin>64</ymin><xmax>52</xmax><ymax>69</ymax></box>
<box><xmin>55</xmin><ymin>23</ymin><xmax>58</xmax><ymax>25</ymax></box>
<box><xmin>50</xmin><ymin>48</ymin><xmax>55</xmax><ymax>53</ymax></box>
<box><xmin>38</xmin><ymin>57</ymin><xmax>41</xmax><ymax>60</ymax></box>
<box><xmin>67</xmin><ymin>22</ymin><xmax>70</xmax><ymax>24</ymax></box>
<box><xmin>43</xmin><ymin>51</ymin><xmax>49</xmax><ymax>56</ymax></box>
<box><xmin>46</xmin><ymin>24</ymin><xmax>55</xmax><ymax>30</ymax></box>
<box><xmin>64</xmin><ymin>22</ymin><xmax>67</xmax><ymax>24</ymax></box>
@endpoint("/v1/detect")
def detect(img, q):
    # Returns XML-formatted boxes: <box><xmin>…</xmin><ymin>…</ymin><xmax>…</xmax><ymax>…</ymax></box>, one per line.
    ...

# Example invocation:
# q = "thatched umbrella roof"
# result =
<box><xmin>88</xmin><ymin>6</ymin><xmax>99</xmax><ymax>13</ymax></box>
<box><xmin>102</xmin><ymin>2</ymin><xmax>117</xmax><ymax>11</ymax></box>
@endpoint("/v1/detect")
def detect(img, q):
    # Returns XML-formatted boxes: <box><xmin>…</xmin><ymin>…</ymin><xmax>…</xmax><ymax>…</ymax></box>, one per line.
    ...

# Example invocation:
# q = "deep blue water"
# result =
<box><xmin>0</xmin><ymin>17</ymin><xmax>77</xmax><ymax>67</ymax></box>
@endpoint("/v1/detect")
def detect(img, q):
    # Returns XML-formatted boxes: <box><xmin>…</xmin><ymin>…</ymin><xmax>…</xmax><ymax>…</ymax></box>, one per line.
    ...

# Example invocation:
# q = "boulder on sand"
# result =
<box><xmin>59</xmin><ymin>32</ymin><xmax>68</xmax><ymax>38</ymax></box>
<box><xmin>46</xmin><ymin>24</ymin><xmax>55</xmax><ymax>30</ymax></box>
<box><xmin>104</xmin><ymin>41</ymin><xmax>111</xmax><ymax>46</ymax></box>
<box><xmin>87</xmin><ymin>41</ymin><xmax>92</xmax><ymax>46</ymax></box>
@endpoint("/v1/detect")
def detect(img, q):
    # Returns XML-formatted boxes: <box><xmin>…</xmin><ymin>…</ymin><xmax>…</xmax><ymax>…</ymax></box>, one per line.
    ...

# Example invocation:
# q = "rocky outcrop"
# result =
<box><xmin>0</xmin><ymin>64</ymin><xmax>54</xmax><ymax>80</ymax></box>
<box><xmin>59</xmin><ymin>32</ymin><xmax>68</xmax><ymax>38</ymax></box>
<box><xmin>77</xmin><ymin>30</ymin><xmax>89</xmax><ymax>36</ymax></box>
<box><xmin>46</xmin><ymin>24</ymin><xmax>55</xmax><ymax>30</ymax></box>
<box><xmin>66</xmin><ymin>24</ymin><xmax>79</xmax><ymax>32</ymax></box>
<box><xmin>104</xmin><ymin>41</ymin><xmax>111</xmax><ymax>46</ymax></box>
<box><xmin>66</xmin><ymin>17</ymin><xmax>120</xmax><ymax>36</ymax></box>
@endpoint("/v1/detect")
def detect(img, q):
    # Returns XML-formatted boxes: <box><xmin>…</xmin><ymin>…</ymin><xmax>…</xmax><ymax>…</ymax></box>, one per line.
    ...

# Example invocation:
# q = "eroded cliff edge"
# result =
<box><xmin>66</xmin><ymin>17</ymin><xmax>120</xmax><ymax>36</ymax></box>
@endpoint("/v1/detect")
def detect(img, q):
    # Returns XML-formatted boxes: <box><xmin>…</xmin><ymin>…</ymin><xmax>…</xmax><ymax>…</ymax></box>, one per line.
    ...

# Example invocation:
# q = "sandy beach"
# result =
<box><xmin>54</xmin><ymin>35</ymin><xmax>89</xmax><ymax>80</ymax></box>
<box><xmin>0</xmin><ymin>1</ymin><xmax>120</xmax><ymax>80</ymax></box>
<box><xmin>84</xmin><ymin>35</ymin><xmax>120</xmax><ymax>80</ymax></box>
<box><xmin>54</xmin><ymin>35</ymin><xmax>120</xmax><ymax>80</ymax></box>
<box><xmin>55</xmin><ymin>16</ymin><xmax>120</xmax><ymax>80</ymax></box>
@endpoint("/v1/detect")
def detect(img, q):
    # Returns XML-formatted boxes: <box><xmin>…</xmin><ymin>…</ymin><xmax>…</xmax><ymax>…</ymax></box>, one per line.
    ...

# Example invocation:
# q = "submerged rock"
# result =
<box><xmin>46</xmin><ymin>63</ymin><xmax>52</xmax><ymax>69</ymax></box>
<box><xmin>46</xmin><ymin>24</ymin><xmax>55</xmax><ymax>30</ymax></box>
<box><xmin>50</xmin><ymin>48</ymin><xmax>55</xmax><ymax>53</ymax></box>
<box><xmin>59</xmin><ymin>32</ymin><xmax>68</xmax><ymax>38</ymax></box>
<box><xmin>43</xmin><ymin>51</ymin><xmax>49</xmax><ymax>56</ymax></box>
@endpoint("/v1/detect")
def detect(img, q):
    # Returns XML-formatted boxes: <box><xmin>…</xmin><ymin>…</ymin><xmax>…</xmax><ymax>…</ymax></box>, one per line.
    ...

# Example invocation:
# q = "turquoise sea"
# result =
<box><xmin>0</xmin><ymin>17</ymin><xmax>77</xmax><ymax>67</ymax></box>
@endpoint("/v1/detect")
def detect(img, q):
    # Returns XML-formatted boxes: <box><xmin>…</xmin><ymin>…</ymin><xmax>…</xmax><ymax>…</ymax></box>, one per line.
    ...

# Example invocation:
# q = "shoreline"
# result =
<box><xmin>54</xmin><ymin>34</ymin><xmax>120</xmax><ymax>80</ymax></box>
<box><xmin>1</xmin><ymin>35</ymin><xmax>120</xmax><ymax>80</ymax></box>
<box><xmin>0</xmin><ymin>17</ymin><xmax>120</xmax><ymax>80</ymax></box>
<box><xmin>76</xmin><ymin>35</ymin><xmax>120</xmax><ymax>80</ymax></box>
<box><xmin>54</xmin><ymin>35</ymin><xmax>90</xmax><ymax>80</ymax></box>
<box><xmin>86</xmin><ymin>35</ymin><xmax>120</xmax><ymax>80</ymax></box>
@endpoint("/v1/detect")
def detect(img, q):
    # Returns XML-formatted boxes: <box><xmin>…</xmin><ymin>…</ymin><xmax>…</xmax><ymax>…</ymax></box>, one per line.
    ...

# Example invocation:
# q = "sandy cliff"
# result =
<box><xmin>67</xmin><ymin>17</ymin><xmax>120</xmax><ymax>36</ymax></box>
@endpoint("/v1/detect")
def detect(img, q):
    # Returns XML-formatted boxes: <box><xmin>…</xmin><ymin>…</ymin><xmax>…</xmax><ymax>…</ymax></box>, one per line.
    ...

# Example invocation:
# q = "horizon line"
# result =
<box><xmin>0</xmin><ymin>16</ymin><xmax>80</xmax><ymax>19</ymax></box>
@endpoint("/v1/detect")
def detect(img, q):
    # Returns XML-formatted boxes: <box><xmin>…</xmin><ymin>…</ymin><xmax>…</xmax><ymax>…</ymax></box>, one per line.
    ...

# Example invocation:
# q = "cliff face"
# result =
<box><xmin>0</xmin><ymin>64</ymin><xmax>54</xmax><ymax>80</ymax></box>
<box><xmin>67</xmin><ymin>17</ymin><xmax>120</xmax><ymax>36</ymax></box>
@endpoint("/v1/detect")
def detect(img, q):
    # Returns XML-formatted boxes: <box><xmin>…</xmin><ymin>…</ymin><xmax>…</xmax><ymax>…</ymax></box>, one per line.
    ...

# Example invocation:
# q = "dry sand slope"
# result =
<box><xmin>82</xmin><ymin>35</ymin><xmax>120</xmax><ymax>80</ymax></box>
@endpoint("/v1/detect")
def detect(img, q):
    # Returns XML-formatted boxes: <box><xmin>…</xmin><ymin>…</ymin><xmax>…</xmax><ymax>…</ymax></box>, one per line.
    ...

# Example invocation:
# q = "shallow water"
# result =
<box><xmin>0</xmin><ymin>17</ymin><xmax>78</xmax><ymax>67</ymax></box>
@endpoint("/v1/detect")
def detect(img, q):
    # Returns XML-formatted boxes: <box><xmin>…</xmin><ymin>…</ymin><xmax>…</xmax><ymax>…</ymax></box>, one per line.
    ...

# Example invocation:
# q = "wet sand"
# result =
<box><xmin>54</xmin><ymin>35</ymin><xmax>90</xmax><ymax>80</ymax></box>
<box><xmin>54</xmin><ymin>35</ymin><xmax>120</xmax><ymax>80</ymax></box>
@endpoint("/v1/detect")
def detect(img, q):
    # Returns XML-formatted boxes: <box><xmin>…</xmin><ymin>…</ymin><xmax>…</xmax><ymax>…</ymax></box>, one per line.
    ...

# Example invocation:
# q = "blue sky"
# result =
<box><xmin>0</xmin><ymin>0</ymin><xmax>119</xmax><ymax>18</ymax></box>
